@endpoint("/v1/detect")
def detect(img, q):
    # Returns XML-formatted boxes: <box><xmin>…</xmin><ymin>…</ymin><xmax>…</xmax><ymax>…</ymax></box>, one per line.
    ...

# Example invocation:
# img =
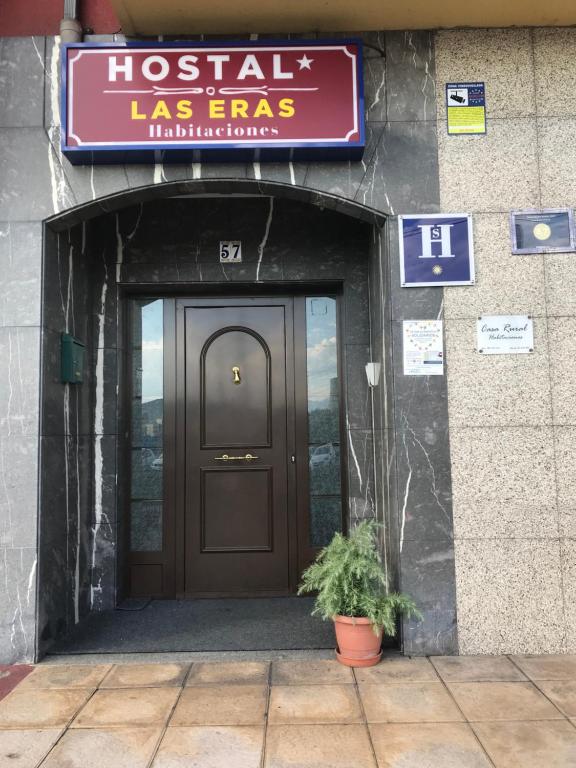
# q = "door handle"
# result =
<box><xmin>214</xmin><ymin>453</ymin><xmax>259</xmax><ymax>461</ymax></box>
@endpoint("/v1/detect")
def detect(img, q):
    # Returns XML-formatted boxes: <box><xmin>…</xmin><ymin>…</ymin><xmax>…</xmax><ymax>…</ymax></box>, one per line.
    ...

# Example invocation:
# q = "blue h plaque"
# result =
<box><xmin>399</xmin><ymin>214</ymin><xmax>475</xmax><ymax>287</ymax></box>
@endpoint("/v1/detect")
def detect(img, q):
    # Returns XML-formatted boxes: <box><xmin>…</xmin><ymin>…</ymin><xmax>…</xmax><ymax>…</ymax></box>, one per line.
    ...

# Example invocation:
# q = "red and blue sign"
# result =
<box><xmin>399</xmin><ymin>214</ymin><xmax>475</xmax><ymax>287</ymax></box>
<box><xmin>61</xmin><ymin>40</ymin><xmax>364</xmax><ymax>164</ymax></box>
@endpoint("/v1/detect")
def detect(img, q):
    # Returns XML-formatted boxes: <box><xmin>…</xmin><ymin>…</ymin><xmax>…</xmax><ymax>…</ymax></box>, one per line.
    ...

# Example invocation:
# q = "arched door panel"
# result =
<box><xmin>182</xmin><ymin>301</ymin><xmax>292</xmax><ymax>595</ymax></box>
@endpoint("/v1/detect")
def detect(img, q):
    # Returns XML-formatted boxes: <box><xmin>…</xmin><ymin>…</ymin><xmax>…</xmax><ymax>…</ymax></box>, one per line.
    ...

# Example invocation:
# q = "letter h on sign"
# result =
<box><xmin>399</xmin><ymin>214</ymin><xmax>474</xmax><ymax>287</ymax></box>
<box><xmin>418</xmin><ymin>225</ymin><xmax>455</xmax><ymax>258</ymax></box>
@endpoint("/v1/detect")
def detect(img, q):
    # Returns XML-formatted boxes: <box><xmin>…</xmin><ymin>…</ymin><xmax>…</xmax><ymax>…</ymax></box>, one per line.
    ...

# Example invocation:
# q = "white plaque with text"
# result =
<box><xmin>476</xmin><ymin>315</ymin><xmax>533</xmax><ymax>354</ymax></box>
<box><xmin>403</xmin><ymin>320</ymin><xmax>444</xmax><ymax>375</ymax></box>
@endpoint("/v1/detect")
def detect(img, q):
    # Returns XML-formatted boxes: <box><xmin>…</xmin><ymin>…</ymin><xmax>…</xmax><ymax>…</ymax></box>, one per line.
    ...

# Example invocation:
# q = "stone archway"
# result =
<box><xmin>37</xmin><ymin>183</ymin><xmax>393</xmax><ymax>658</ymax></box>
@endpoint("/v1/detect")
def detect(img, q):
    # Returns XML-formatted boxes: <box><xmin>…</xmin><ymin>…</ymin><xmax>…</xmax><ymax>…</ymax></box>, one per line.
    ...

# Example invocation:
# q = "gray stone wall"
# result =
<box><xmin>0</xmin><ymin>31</ymin><xmax>454</xmax><ymax>661</ymax></box>
<box><xmin>38</xmin><ymin>219</ymin><xmax>117</xmax><ymax>653</ymax></box>
<box><xmin>436</xmin><ymin>28</ymin><xmax>576</xmax><ymax>654</ymax></box>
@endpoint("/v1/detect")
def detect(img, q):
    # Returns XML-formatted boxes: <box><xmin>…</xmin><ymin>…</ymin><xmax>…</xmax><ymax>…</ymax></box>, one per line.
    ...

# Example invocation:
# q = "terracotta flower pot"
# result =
<box><xmin>333</xmin><ymin>614</ymin><xmax>383</xmax><ymax>667</ymax></box>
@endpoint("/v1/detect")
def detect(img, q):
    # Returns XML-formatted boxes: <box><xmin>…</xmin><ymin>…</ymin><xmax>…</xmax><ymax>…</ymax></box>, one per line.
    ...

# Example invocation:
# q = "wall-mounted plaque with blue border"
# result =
<box><xmin>510</xmin><ymin>209</ymin><xmax>576</xmax><ymax>254</ymax></box>
<box><xmin>399</xmin><ymin>214</ymin><xmax>475</xmax><ymax>287</ymax></box>
<box><xmin>61</xmin><ymin>40</ymin><xmax>365</xmax><ymax>164</ymax></box>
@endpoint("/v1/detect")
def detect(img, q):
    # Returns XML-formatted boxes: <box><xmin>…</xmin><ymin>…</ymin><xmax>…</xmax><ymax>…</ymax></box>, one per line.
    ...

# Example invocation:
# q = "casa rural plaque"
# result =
<box><xmin>61</xmin><ymin>41</ymin><xmax>365</xmax><ymax>164</ymax></box>
<box><xmin>476</xmin><ymin>315</ymin><xmax>534</xmax><ymax>355</ymax></box>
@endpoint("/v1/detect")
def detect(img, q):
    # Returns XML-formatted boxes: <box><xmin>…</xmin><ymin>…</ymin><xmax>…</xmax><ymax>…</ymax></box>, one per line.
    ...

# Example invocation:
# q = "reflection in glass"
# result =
<box><xmin>130</xmin><ymin>501</ymin><xmax>163</xmax><ymax>551</ymax></box>
<box><xmin>131</xmin><ymin>448</ymin><xmax>163</xmax><ymax>499</ymax></box>
<box><xmin>129</xmin><ymin>299</ymin><xmax>164</xmax><ymax>552</ymax></box>
<box><xmin>310</xmin><ymin>497</ymin><xmax>342</xmax><ymax>548</ymax></box>
<box><xmin>306</xmin><ymin>297</ymin><xmax>342</xmax><ymax>547</ymax></box>
<box><xmin>309</xmin><ymin>444</ymin><xmax>341</xmax><ymax>495</ymax></box>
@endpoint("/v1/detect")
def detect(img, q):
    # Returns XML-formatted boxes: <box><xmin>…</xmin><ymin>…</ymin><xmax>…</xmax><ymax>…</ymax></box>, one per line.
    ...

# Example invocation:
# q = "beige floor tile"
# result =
<box><xmin>40</xmin><ymin>727</ymin><xmax>162</xmax><ymax>768</ymax></box>
<box><xmin>101</xmin><ymin>663</ymin><xmax>189</xmax><ymax>689</ymax></box>
<box><xmin>152</xmin><ymin>726</ymin><xmax>264</xmax><ymax>768</ymax></box>
<box><xmin>0</xmin><ymin>688</ymin><xmax>92</xmax><ymax>729</ymax></box>
<box><xmin>537</xmin><ymin>680</ymin><xmax>576</xmax><ymax>717</ymax></box>
<box><xmin>0</xmin><ymin>689</ymin><xmax>92</xmax><ymax>729</ymax></box>
<box><xmin>359</xmin><ymin>682</ymin><xmax>465</xmax><ymax>723</ymax></box>
<box><xmin>16</xmin><ymin>664</ymin><xmax>111</xmax><ymax>690</ymax></box>
<box><xmin>268</xmin><ymin>684</ymin><xmax>362</xmax><ymax>724</ymax></box>
<box><xmin>271</xmin><ymin>660</ymin><xmax>353</xmax><ymax>686</ymax></box>
<box><xmin>71</xmin><ymin>687</ymin><xmax>179</xmax><ymax>728</ymax></box>
<box><xmin>473</xmin><ymin>720</ymin><xmax>576</xmax><ymax>767</ymax></box>
<box><xmin>0</xmin><ymin>728</ymin><xmax>63</xmax><ymax>767</ymax></box>
<box><xmin>355</xmin><ymin>657</ymin><xmax>437</xmax><ymax>684</ymax></box>
<box><xmin>449</xmin><ymin>682</ymin><xmax>563</xmax><ymax>721</ymax></box>
<box><xmin>431</xmin><ymin>656</ymin><xmax>527</xmax><ymax>683</ymax></box>
<box><xmin>369</xmin><ymin>723</ymin><xmax>493</xmax><ymax>768</ymax></box>
<box><xmin>186</xmin><ymin>662</ymin><xmax>269</xmax><ymax>687</ymax></box>
<box><xmin>170</xmin><ymin>685</ymin><xmax>267</xmax><ymax>726</ymax></box>
<box><xmin>511</xmin><ymin>655</ymin><xmax>576</xmax><ymax>680</ymax></box>
<box><xmin>264</xmin><ymin>724</ymin><xmax>376</xmax><ymax>768</ymax></box>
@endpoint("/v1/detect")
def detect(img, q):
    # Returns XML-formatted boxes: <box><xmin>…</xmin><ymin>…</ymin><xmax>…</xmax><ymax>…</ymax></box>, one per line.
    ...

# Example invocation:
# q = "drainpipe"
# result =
<box><xmin>60</xmin><ymin>0</ymin><xmax>82</xmax><ymax>43</ymax></box>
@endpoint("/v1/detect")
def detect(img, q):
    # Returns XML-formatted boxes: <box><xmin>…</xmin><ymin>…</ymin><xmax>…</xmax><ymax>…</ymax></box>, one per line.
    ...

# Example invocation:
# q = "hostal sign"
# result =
<box><xmin>61</xmin><ymin>41</ymin><xmax>364</xmax><ymax>164</ymax></box>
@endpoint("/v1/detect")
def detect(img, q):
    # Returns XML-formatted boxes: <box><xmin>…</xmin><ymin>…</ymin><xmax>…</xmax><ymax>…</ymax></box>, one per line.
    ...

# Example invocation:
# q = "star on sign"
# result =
<box><xmin>297</xmin><ymin>54</ymin><xmax>314</xmax><ymax>70</ymax></box>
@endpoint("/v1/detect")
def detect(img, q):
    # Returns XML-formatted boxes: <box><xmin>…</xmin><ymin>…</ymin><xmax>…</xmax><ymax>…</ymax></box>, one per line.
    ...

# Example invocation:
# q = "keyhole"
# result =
<box><xmin>232</xmin><ymin>366</ymin><xmax>241</xmax><ymax>384</ymax></box>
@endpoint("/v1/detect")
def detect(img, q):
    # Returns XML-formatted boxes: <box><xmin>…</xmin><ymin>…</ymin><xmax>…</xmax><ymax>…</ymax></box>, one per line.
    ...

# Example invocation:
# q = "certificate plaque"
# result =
<box><xmin>510</xmin><ymin>209</ymin><xmax>575</xmax><ymax>254</ymax></box>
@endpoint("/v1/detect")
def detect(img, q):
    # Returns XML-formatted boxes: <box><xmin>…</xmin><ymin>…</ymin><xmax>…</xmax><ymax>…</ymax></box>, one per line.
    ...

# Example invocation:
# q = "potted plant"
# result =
<box><xmin>298</xmin><ymin>520</ymin><xmax>421</xmax><ymax>667</ymax></box>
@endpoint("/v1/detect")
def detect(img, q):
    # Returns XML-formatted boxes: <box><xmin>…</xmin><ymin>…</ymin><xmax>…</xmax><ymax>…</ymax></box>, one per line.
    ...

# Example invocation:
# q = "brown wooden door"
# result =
<box><xmin>178</xmin><ymin>298</ymin><xmax>295</xmax><ymax>596</ymax></box>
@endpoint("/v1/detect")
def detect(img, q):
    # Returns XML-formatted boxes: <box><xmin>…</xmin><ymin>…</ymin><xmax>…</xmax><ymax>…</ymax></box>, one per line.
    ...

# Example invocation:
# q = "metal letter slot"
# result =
<box><xmin>232</xmin><ymin>366</ymin><xmax>241</xmax><ymax>384</ymax></box>
<box><xmin>214</xmin><ymin>453</ymin><xmax>259</xmax><ymax>462</ymax></box>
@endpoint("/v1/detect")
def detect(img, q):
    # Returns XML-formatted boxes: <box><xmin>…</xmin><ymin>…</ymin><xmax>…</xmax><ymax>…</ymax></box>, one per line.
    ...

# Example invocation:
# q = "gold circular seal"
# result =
<box><xmin>432</xmin><ymin>265</ymin><xmax>443</xmax><ymax>275</ymax></box>
<box><xmin>533</xmin><ymin>222</ymin><xmax>552</xmax><ymax>241</ymax></box>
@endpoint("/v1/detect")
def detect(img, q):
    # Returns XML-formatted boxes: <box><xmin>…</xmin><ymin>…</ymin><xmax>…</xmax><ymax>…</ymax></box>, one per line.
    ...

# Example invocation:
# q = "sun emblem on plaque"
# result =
<box><xmin>533</xmin><ymin>222</ymin><xmax>552</xmax><ymax>241</ymax></box>
<box><xmin>432</xmin><ymin>264</ymin><xmax>443</xmax><ymax>275</ymax></box>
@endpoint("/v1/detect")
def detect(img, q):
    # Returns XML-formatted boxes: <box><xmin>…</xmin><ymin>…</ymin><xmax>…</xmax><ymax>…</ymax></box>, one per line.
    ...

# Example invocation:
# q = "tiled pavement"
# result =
<box><xmin>0</xmin><ymin>655</ymin><xmax>576</xmax><ymax>766</ymax></box>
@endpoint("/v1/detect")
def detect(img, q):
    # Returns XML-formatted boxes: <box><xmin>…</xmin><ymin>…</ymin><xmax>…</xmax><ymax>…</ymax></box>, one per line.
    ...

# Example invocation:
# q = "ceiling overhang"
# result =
<box><xmin>109</xmin><ymin>0</ymin><xmax>576</xmax><ymax>36</ymax></box>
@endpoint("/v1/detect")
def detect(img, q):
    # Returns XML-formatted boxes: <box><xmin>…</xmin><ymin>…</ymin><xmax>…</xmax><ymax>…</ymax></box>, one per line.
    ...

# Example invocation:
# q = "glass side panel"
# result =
<box><xmin>131</xmin><ymin>448</ymin><xmax>163</xmax><ymax>499</ymax></box>
<box><xmin>305</xmin><ymin>297</ymin><xmax>343</xmax><ymax>548</ymax></box>
<box><xmin>130</xmin><ymin>501</ymin><xmax>163</xmax><ymax>552</ymax></box>
<box><xmin>310</xmin><ymin>497</ymin><xmax>342</xmax><ymax>548</ymax></box>
<box><xmin>309</xmin><ymin>444</ymin><xmax>341</xmax><ymax>495</ymax></box>
<box><xmin>129</xmin><ymin>299</ymin><xmax>164</xmax><ymax>552</ymax></box>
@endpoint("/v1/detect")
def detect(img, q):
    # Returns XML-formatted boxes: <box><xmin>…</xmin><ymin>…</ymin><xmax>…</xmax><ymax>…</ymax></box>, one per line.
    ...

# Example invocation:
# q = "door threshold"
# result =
<box><xmin>43</xmin><ymin>648</ymin><xmax>339</xmax><ymax>664</ymax></box>
<box><xmin>175</xmin><ymin>591</ymin><xmax>296</xmax><ymax>599</ymax></box>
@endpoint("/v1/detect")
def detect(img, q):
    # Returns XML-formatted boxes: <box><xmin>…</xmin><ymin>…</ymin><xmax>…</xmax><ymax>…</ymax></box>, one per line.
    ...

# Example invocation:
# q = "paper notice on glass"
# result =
<box><xmin>403</xmin><ymin>320</ymin><xmax>444</xmax><ymax>376</ymax></box>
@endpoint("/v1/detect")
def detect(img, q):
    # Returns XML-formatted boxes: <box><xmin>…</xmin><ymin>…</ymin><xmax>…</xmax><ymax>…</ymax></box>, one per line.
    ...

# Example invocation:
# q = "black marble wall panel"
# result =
<box><xmin>10</xmin><ymin>31</ymin><xmax>438</xmax><ymax>226</ymax></box>
<box><xmin>368</xmin><ymin>227</ymin><xmax>400</xmax><ymax>592</ymax></box>
<box><xmin>387</xmin><ymin>220</ymin><xmax>458</xmax><ymax>654</ymax></box>
<box><xmin>385</xmin><ymin>31</ymin><xmax>436</xmax><ymax>123</ymax></box>
<box><xmin>0</xmin><ymin>220</ymin><xmax>45</xmax><ymax>661</ymax></box>
<box><xmin>0</xmin><ymin>222</ymin><xmax>42</xmax><ymax>327</ymax></box>
<box><xmin>37</xmin><ymin>216</ymin><xmax>122</xmax><ymax>654</ymax></box>
<box><xmin>0</xmin><ymin>37</ymin><xmax>46</xmax><ymax>128</ymax></box>
<box><xmin>0</xmin><ymin>326</ymin><xmax>40</xmax><ymax>436</ymax></box>
<box><xmin>0</xmin><ymin>547</ymin><xmax>37</xmax><ymax>662</ymax></box>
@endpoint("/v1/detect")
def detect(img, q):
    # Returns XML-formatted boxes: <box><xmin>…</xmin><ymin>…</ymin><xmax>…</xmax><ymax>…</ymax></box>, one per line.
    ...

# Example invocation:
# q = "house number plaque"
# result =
<box><xmin>220</xmin><ymin>241</ymin><xmax>242</xmax><ymax>263</ymax></box>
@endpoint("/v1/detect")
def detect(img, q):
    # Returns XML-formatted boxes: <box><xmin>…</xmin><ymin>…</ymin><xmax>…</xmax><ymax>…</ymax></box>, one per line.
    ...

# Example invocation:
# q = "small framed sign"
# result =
<box><xmin>476</xmin><ymin>315</ymin><xmax>534</xmax><ymax>355</ymax></box>
<box><xmin>219</xmin><ymin>241</ymin><xmax>242</xmax><ymax>263</ymax></box>
<box><xmin>510</xmin><ymin>209</ymin><xmax>575</xmax><ymax>254</ymax></box>
<box><xmin>446</xmin><ymin>82</ymin><xmax>486</xmax><ymax>135</ymax></box>
<box><xmin>399</xmin><ymin>214</ymin><xmax>475</xmax><ymax>287</ymax></box>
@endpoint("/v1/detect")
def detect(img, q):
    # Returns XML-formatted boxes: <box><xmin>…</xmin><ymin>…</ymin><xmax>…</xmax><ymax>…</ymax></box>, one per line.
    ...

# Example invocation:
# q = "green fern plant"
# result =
<box><xmin>298</xmin><ymin>520</ymin><xmax>421</xmax><ymax>636</ymax></box>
